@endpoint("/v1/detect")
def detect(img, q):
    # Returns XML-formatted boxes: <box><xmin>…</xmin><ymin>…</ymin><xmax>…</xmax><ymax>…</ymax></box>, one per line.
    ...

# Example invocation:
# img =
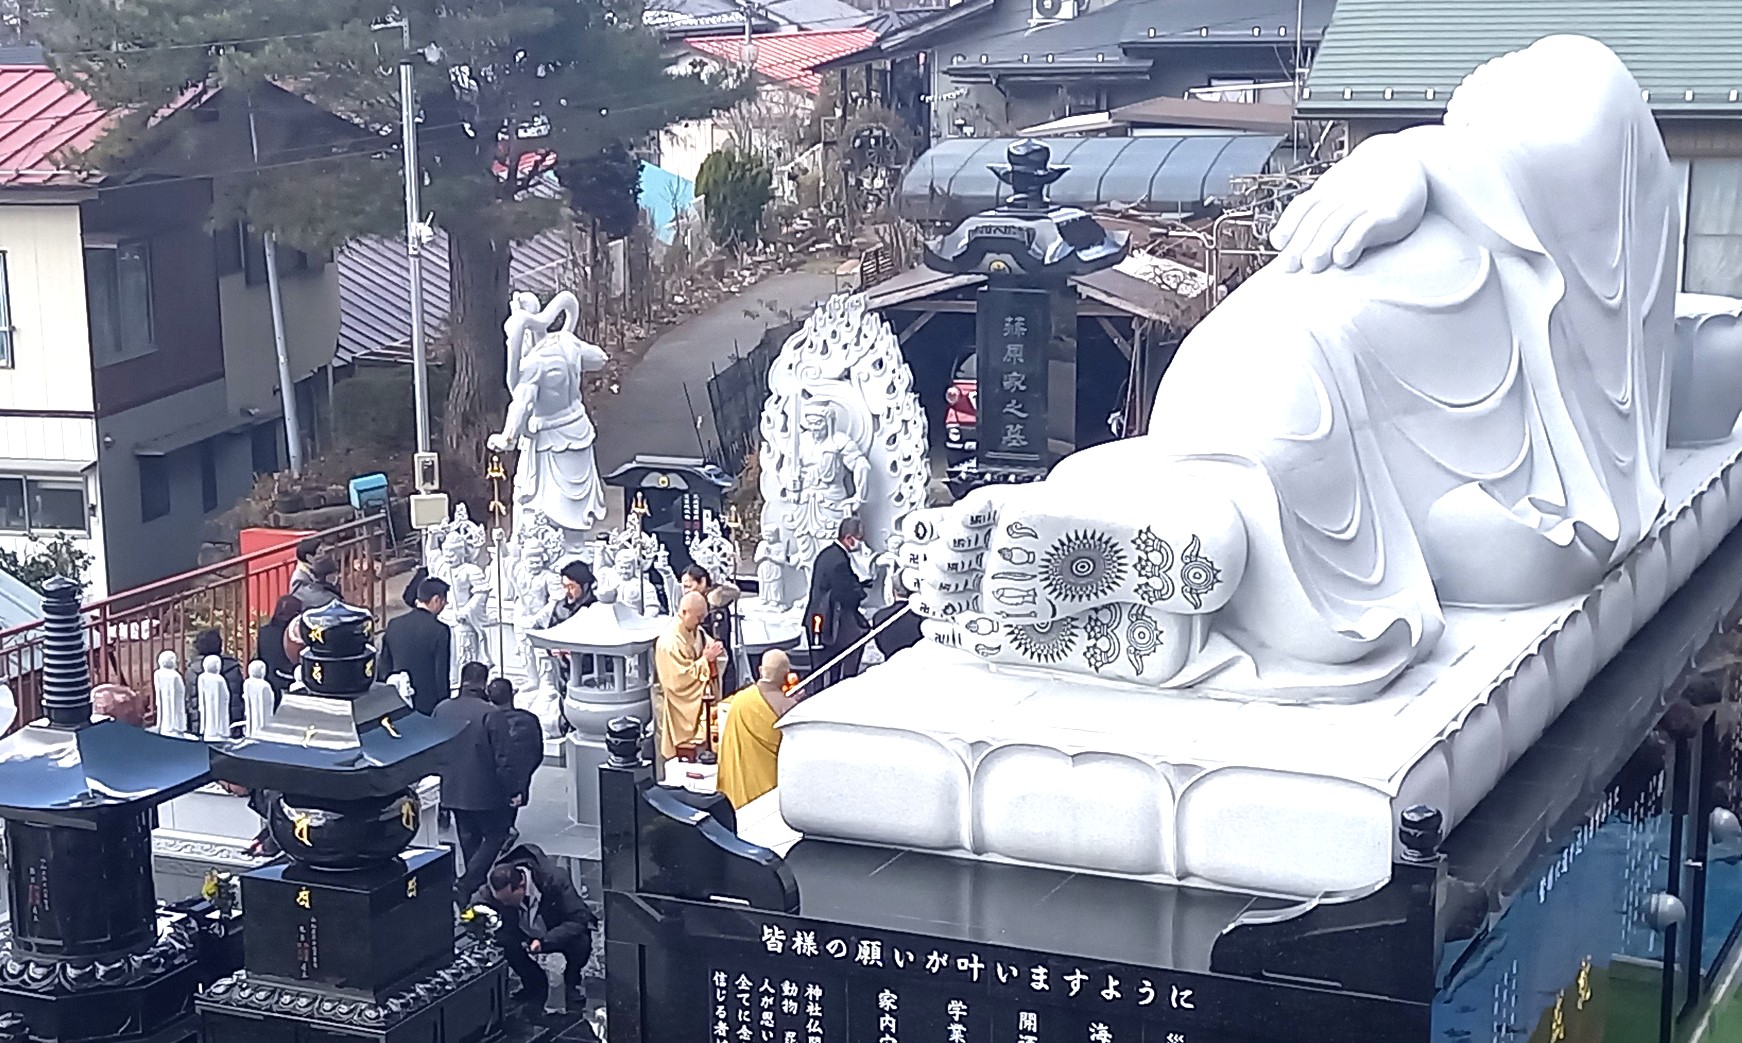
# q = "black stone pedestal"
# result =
<box><xmin>241</xmin><ymin>849</ymin><xmax>455</xmax><ymax>999</ymax></box>
<box><xmin>0</xmin><ymin>578</ymin><xmax>213</xmax><ymax>1043</ymax></box>
<box><xmin>197</xmin><ymin>929</ymin><xmax>506</xmax><ymax>1043</ymax></box>
<box><xmin>196</xmin><ymin>600</ymin><xmax>507</xmax><ymax>1043</ymax></box>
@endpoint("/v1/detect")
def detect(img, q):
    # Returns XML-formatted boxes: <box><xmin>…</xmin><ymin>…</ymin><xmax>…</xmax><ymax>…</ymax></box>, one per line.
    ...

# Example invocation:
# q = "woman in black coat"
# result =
<box><xmin>254</xmin><ymin>595</ymin><xmax>302</xmax><ymax>699</ymax></box>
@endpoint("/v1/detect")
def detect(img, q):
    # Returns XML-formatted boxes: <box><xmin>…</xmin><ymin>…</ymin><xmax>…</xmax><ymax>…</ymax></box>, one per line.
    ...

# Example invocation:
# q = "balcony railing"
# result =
<box><xmin>0</xmin><ymin>514</ymin><xmax>392</xmax><ymax>733</ymax></box>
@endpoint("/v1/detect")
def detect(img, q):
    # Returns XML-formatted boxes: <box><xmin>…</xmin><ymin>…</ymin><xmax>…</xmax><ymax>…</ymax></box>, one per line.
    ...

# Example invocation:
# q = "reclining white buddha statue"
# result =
<box><xmin>900</xmin><ymin>35</ymin><xmax>1722</xmax><ymax>703</ymax></box>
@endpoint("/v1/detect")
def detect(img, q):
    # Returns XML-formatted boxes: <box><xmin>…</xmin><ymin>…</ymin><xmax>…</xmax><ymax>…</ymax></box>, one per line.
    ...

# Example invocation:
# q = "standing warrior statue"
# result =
<box><xmin>488</xmin><ymin>290</ymin><xmax>610</xmax><ymax>555</ymax></box>
<box><xmin>443</xmin><ymin>530</ymin><xmax>493</xmax><ymax>669</ymax></box>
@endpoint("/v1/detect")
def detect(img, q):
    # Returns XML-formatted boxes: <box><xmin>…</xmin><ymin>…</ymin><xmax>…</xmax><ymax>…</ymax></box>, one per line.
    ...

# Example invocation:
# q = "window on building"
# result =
<box><xmin>0</xmin><ymin>475</ymin><xmax>89</xmax><ymax>533</ymax></box>
<box><xmin>199</xmin><ymin>439</ymin><xmax>219</xmax><ymax>512</ymax></box>
<box><xmin>85</xmin><ymin>241</ymin><xmax>156</xmax><ymax>366</ymax></box>
<box><xmin>1686</xmin><ymin>157</ymin><xmax>1742</xmax><ymax>297</ymax></box>
<box><xmin>139</xmin><ymin>455</ymin><xmax>170</xmax><ymax>522</ymax></box>
<box><xmin>0</xmin><ymin>251</ymin><xmax>14</xmax><ymax>368</ymax></box>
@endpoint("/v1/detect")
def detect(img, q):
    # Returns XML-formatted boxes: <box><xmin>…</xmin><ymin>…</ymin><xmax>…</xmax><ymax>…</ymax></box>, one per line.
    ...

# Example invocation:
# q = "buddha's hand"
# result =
<box><xmin>1271</xmin><ymin>134</ymin><xmax>1428</xmax><ymax>274</ymax></box>
<box><xmin>899</xmin><ymin>483</ymin><xmax>1248</xmax><ymax>625</ymax></box>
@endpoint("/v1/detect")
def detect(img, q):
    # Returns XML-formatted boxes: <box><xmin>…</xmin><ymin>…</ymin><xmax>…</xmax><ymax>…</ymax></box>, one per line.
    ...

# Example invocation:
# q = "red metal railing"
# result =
<box><xmin>0</xmin><ymin>514</ymin><xmax>392</xmax><ymax>733</ymax></box>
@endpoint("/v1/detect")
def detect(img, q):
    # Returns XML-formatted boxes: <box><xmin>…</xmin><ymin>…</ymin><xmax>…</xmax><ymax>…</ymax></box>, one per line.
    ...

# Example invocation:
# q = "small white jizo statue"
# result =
<box><xmin>153</xmin><ymin>650</ymin><xmax>188</xmax><ymax>735</ymax></box>
<box><xmin>242</xmin><ymin>660</ymin><xmax>276</xmax><ymax>738</ymax></box>
<box><xmin>196</xmin><ymin>655</ymin><xmax>230</xmax><ymax>741</ymax></box>
<box><xmin>488</xmin><ymin>290</ymin><xmax>609</xmax><ymax>555</ymax></box>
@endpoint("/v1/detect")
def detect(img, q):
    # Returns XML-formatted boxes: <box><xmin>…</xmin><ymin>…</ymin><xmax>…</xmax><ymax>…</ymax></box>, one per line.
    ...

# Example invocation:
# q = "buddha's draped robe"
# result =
<box><xmin>1057</xmin><ymin>38</ymin><xmax>1680</xmax><ymax>700</ymax></box>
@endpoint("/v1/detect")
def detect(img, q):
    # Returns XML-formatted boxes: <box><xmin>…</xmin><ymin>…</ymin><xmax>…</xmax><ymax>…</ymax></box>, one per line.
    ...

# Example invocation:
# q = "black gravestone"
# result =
<box><xmin>0</xmin><ymin>578</ymin><xmax>212</xmax><ymax>1043</ymax></box>
<box><xmin>195</xmin><ymin>600</ymin><xmax>508</xmax><ymax>1043</ymax></box>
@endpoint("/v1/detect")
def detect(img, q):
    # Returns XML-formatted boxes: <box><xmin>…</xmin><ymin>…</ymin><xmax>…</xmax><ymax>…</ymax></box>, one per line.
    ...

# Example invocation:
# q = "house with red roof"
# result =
<box><xmin>0</xmin><ymin>64</ymin><xmax>350</xmax><ymax>593</ymax></box>
<box><xmin>659</xmin><ymin>28</ymin><xmax>876</xmax><ymax>181</ymax></box>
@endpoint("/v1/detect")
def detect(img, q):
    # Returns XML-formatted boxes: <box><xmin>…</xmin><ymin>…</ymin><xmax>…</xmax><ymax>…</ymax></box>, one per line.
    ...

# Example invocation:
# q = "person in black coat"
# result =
<box><xmin>254</xmin><ymin>595</ymin><xmax>302</xmax><ymax>699</ymax></box>
<box><xmin>485</xmin><ymin>678</ymin><xmax>545</xmax><ymax>831</ymax></box>
<box><xmin>474</xmin><ymin>843</ymin><xmax>597</xmax><ymax>1011</ymax></box>
<box><xmin>435</xmin><ymin>662</ymin><xmax>514</xmax><ymax>904</ymax></box>
<box><xmin>803</xmin><ymin>517</ymin><xmax>871</xmax><ymax>691</ymax></box>
<box><xmin>546</xmin><ymin>561</ymin><xmax>598</xmax><ymax>691</ymax></box>
<box><xmin>377</xmin><ymin>577</ymin><xmax>452</xmax><ymax>714</ymax></box>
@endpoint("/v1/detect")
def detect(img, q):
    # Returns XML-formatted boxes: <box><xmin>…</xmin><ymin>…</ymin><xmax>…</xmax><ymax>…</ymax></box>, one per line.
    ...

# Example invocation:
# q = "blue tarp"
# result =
<box><xmin>639</xmin><ymin>162</ymin><xmax>697</xmax><ymax>244</ymax></box>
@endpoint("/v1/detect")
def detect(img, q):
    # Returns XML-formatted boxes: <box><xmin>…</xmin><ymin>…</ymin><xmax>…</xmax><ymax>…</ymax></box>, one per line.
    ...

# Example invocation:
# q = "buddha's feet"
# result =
<box><xmin>898</xmin><ymin>484</ymin><xmax>1248</xmax><ymax>626</ymax></box>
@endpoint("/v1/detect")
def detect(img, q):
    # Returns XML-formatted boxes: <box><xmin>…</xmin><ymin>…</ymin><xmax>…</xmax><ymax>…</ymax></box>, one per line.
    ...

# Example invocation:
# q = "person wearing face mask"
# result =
<box><xmin>803</xmin><ymin>516</ymin><xmax>871</xmax><ymax>692</ymax></box>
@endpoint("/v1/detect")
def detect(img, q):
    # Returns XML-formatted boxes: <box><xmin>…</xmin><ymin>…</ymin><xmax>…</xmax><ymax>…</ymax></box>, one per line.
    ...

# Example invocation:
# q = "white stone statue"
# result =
<box><xmin>0</xmin><ymin>681</ymin><xmax>15</xmax><ymax>733</ymax></box>
<box><xmin>687</xmin><ymin>509</ymin><xmax>739</xmax><ymax>582</ymax></box>
<box><xmin>599</xmin><ymin>514</ymin><xmax>672</xmax><ymax>616</ymax></box>
<box><xmin>423</xmin><ymin>502</ymin><xmax>488</xmax><ymax>583</ymax></box>
<box><xmin>753</xmin><ymin>520</ymin><xmax>800</xmax><ymax>610</ymax></box>
<box><xmin>242</xmin><ymin>660</ymin><xmax>275</xmax><ymax>738</ymax></box>
<box><xmin>197</xmin><ymin>655</ymin><xmax>230</xmax><ymax>741</ymax></box>
<box><xmin>901</xmin><ymin>35</ymin><xmax>1694</xmax><ymax>700</ymax></box>
<box><xmin>153</xmin><ymin>650</ymin><xmax>187</xmax><ymax>735</ymax></box>
<box><xmin>773</xmin><ymin>37</ymin><xmax>1742</xmax><ymax>898</ymax></box>
<box><xmin>757</xmin><ymin>293</ymin><xmax>928</xmax><ymax>602</ymax></box>
<box><xmin>488</xmin><ymin>290</ymin><xmax>609</xmax><ymax>554</ymax></box>
<box><xmin>511</xmin><ymin>536</ymin><xmax>563</xmax><ymax>692</ymax></box>
<box><xmin>446</xmin><ymin>531</ymin><xmax>493</xmax><ymax>669</ymax></box>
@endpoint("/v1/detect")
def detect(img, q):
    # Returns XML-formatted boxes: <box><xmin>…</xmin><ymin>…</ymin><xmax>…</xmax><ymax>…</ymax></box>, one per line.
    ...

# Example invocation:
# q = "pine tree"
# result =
<box><xmin>33</xmin><ymin>0</ymin><xmax>741</xmax><ymax>498</ymax></box>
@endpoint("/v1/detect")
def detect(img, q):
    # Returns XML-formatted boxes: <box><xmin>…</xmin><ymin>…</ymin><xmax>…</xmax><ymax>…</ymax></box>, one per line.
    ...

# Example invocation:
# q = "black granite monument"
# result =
<box><xmin>0</xmin><ymin>577</ymin><xmax>213</xmax><ymax>1043</ymax></box>
<box><xmin>600</xmin><ymin>524</ymin><xmax>1742</xmax><ymax>1041</ymax></box>
<box><xmin>925</xmin><ymin>139</ymin><xmax>1126</xmax><ymax>490</ymax></box>
<box><xmin>195</xmin><ymin>600</ymin><xmax>508</xmax><ymax>1043</ymax></box>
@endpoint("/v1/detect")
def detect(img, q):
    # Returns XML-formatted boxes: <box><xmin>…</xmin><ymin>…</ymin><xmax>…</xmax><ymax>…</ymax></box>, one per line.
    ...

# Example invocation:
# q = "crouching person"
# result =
<box><xmin>474</xmin><ymin>843</ymin><xmax>598</xmax><ymax>1012</ymax></box>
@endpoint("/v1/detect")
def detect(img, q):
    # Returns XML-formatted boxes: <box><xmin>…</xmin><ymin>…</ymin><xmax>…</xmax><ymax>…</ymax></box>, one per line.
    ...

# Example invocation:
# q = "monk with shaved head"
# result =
<box><xmin>653</xmin><ymin>590</ymin><xmax>725</xmax><ymax>760</ymax></box>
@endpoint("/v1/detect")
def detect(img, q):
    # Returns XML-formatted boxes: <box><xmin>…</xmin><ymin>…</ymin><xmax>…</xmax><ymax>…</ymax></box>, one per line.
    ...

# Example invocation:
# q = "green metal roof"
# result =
<box><xmin>1300</xmin><ymin>0</ymin><xmax>1742</xmax><ymax>118</ymax></box>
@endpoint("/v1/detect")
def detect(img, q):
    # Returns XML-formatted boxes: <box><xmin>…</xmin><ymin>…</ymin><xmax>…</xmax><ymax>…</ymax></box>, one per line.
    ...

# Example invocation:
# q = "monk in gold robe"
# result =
<box><xmin>654</xmin><ymin>591</ymin><xmax>724</xmax><ymax>760</ymax></box>
<box><xmin>718</xmin><ymin>650</ymin><xmax>800</xmax><ymax>808</ymax></box>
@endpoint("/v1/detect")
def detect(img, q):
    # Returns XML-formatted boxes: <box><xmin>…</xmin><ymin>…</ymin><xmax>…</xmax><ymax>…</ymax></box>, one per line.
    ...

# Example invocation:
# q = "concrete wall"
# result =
<box><xmin>217</xmin><ymin>264</ymin><xmax>341</xmax><ymax>419</ymax></box>
<box><xmin>96</xmin><ymin>380</ymin><xmax>259</xmax><ymax>591</ymax></box>
<box><xmin>0</xmin><ymin>203</ymin><xmax>109</xmax><ymax>596</ymax></box>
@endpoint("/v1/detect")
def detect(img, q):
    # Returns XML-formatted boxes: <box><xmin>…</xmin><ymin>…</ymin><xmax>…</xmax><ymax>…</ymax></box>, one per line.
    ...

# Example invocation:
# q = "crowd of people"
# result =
<box><xmin>224</xmin><ymin>520</ymin><xmax>924</xmax><ymax>1015</ymax></box>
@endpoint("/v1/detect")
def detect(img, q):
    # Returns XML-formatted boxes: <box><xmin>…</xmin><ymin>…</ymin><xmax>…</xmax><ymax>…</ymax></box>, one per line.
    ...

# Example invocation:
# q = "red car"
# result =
<box><xmin>944</xmin><ymin>354</ymin><xmax>977</xmax><ymax>458</ymax></box>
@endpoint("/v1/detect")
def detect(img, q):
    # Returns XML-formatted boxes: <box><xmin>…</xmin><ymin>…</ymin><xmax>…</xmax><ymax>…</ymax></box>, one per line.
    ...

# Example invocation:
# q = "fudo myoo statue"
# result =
<box><xmin>901</xmin><ymin>35</ymin><xmax>1701</xmax><ymax>699</ymax></box>
<box><xmin>756</xmin><ymin>293</ymin><xmax>928</xmax><ymax>606</ymax></box>
<box><xmin>489</xmin><ymin>290</ymin><xmax>608</xmax><ymax>554</ymax></box>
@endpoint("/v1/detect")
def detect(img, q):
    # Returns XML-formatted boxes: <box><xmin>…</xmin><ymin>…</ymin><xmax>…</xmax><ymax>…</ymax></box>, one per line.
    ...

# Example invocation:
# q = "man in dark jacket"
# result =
<box><xmin>435</xmin><ymin>662</ymin><xmax>513</xmax><ymax>904</ymax></box>
<box><xmin>377</xmin><ymin>577</ymin><xmax>451</xmax><ymax>714</ymax></box>
<box><xmin>474</xmin><ymin>844</ymin><xmax>597</xmax><ymax>1011</ymax></box>
<box><xmin>546</xmin><ymin>561</ymin><xmax>597</xmax><ymax>691</ymax></box>
<box><xmin>803</xmin><ymin>517</ymin><xmax>870</xmax><ymax>691</ymax></box>
<box><xmin>485</xmin><ymin>678</ymin><xmax>544</xmax><ymax>832</ymax></box>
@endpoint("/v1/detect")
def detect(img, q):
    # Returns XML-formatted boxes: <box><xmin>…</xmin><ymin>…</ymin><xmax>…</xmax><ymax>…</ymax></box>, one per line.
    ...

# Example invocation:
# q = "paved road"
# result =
<box><xmin>592</xmin><ymin>270</ymin><xmax>838</xmax><ymax>475</ymax></box>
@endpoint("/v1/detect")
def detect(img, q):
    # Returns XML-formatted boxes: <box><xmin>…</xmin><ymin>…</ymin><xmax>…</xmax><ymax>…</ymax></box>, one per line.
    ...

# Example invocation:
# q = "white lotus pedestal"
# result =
<box><xmin>528</xmin><ymin>602</ymin><xmax>666</xmax><ymax>832</ymax></box>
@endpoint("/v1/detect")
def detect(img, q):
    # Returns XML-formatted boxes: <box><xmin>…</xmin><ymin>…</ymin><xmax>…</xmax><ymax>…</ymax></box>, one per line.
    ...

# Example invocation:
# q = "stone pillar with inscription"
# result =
<box><xmin>925</xmin><ymin>139</ymin><xmax>1126</xmax><ymax>486</ymax></box>
<box><xmin>0</xmin><ymin>577</ymin><xmax>212</xmax><ymax>1043</ymax></box>
<box><xmin>195</xmin><ymin>600</ymin><xmax>508</xmax><ymax>1043</ymax></box>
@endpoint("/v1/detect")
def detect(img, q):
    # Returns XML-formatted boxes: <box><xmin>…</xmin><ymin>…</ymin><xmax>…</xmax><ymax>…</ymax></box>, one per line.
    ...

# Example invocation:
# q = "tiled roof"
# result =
<box><xmin>0</xmin><ymin>65</ymin><xmax>110</xmax><ymax>187</ymax></box>
<box><xmin>687</xmin><ymin>28</ymin><xmax>878</xmax><ymax>94</ymax></box>
<box><xmin>1302</xmin><ymin>0</ymin><xmax>1742</xmax><ymax>117</ymax></box>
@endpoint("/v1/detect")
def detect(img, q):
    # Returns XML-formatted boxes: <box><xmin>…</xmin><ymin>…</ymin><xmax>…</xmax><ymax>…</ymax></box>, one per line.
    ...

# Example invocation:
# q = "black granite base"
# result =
<box><xmin>196</xmin><ymin>935</ymin><xmax>507</xmax><ymax>1043</ymax></box>
<box><xmin>0</xmin><ymin>913</ymin><xmax>203</xmax><ymax>1043</ymax></box>
<box><xmin>241</xmin><ymin>848</ymin><xmax>454</xmax><ymax>1000</ymax></box>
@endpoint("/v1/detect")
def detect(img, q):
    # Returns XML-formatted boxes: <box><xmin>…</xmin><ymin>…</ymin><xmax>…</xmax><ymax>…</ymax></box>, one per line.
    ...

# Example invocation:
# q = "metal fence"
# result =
<box><xmin>0</xmin><ymin>515</ymin><xmax>391</xmax><ymax>733</ymax></box>
<box><xmin>704</xmin><ymin>320</ymin><xmax>797</xmax><ymax>473</ymax></box>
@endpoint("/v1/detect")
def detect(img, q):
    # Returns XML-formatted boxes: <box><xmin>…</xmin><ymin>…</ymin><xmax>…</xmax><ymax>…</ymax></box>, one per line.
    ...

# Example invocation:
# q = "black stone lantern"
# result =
<box><xmin>0</xmin><ymin>577</ymin><xmax>212</xmax><ymax>1043</ymax></box>
<box><xmin>196</xmin><ymin>599</ymin><xmax>507</xmax><ymax>1043</ymax></box>
<box><xmin>925</xmin><ymin>138</ymin><xmax>1127</xmax><ymax>484</ymax></box>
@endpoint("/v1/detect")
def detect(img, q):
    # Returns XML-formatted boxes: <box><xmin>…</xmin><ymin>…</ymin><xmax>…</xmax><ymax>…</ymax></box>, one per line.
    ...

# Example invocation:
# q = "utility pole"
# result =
<box><xmin>397</xmin><ymin>20</ymin><xmax>433</xmax><ymax>456</ymax></box>
<box><xmin>247</xmin><ymin>96</ymin><xmax>304</xmax><ymax>476</ymax></box>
